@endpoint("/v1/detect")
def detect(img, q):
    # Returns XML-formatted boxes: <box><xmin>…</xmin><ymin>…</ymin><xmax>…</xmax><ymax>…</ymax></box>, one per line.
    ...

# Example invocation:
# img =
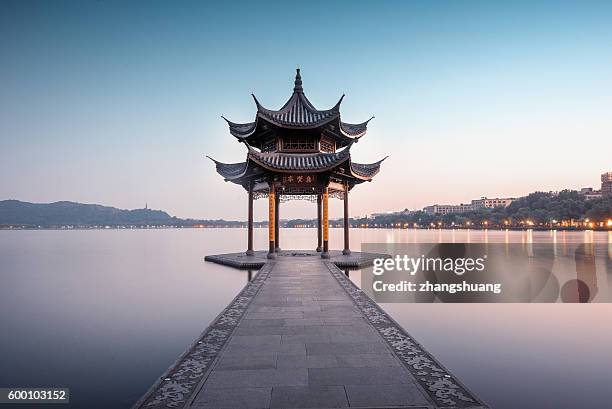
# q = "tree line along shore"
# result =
<box><xmin>1</xmin><ymin>191</ymin><xmax>611</xmax><ymax>230</ymax></box>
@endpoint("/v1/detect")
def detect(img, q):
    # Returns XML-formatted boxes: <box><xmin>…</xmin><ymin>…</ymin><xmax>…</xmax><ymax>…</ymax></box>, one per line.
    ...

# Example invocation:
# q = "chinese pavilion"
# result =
<box><xmin>208</xmin><ymin>69</ymin><xmax>386</xmax><ymax>259</ymax></box>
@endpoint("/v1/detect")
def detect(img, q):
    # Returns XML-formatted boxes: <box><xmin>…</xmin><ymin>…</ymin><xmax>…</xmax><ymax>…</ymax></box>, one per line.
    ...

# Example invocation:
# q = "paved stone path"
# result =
<box><xmin>134</xmin><ymin>253</ymin><xmax>487</xmax><ymax>409</ymax></box>
<box><xmin>188</xmin><ymin>256</ymin><xmax>482</xmax><ymax>409</ymax></box>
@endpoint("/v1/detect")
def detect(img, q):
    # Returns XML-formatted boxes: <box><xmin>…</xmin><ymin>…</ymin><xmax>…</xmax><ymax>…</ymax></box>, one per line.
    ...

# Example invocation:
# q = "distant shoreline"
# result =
<box><xmin>2</xmin><ymin>197</ymin><xmax>610</xmax><ymax>232</ymax></box>
<box><xmin>1</xmin><ymin>226</ymin><xmax>609</xmax><ymax>232</ymax></box>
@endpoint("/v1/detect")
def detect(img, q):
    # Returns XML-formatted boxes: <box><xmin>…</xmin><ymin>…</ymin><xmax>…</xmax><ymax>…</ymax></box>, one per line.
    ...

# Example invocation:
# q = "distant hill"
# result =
<box><xmin>0</xmin><ymin>200</ymin><xmax>195</xmax><ymax>227</ymax></box>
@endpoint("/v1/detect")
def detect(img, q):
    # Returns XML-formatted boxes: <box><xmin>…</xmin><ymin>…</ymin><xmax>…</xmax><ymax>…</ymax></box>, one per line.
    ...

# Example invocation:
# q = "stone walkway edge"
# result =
<box><xmin>132</xmin><ymin>263</ymin><xmax>274</xmax><ymax>409</ymax></box>
<box><xmin>323</xmin><ymin>262</ymin><xmax>488</xmax><ymax>409</ymax></box>
<box><xmin>133</xmin><ymin>254</ymin><xmax>489</xmax><ymax>409</ymax></box>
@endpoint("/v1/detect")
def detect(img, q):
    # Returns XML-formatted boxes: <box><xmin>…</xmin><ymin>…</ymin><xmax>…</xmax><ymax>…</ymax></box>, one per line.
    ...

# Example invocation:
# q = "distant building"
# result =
<box><xmin>602</xmin><ymin>172</ymin><xmax>612</xmax><ymax>195</ymax></box>
<box><xmin>578</xmin><ymin>171</ymin><xmax>611</xmax><ymax>200</ymax></box>
<box><xmin>579</xmin><ymin>187</ymin><xmax>602</xmax><ymax>200</ymax></box>
<box><xmin>423</xmin><ymin>196</ymin><xmax>513</xmax><ymax>215</ymax></box>
<box><xmin>585</xmin><ymin>191</ymin><xmax>603</xmax><ymax>200</ymax></box>
<box><xmin>423</xmin><ymin>204</ymin><xmax>473</xmax><ymax>215</ymax></box>
<box><xmin>371</xmin><ymin>209</ymin><xmax>414</xmax><ymax>218</ymax></box>
<box><xmin>470</xmin><ymin>197</ymin><xmax>514</xmax><ymax>209</ymax></box>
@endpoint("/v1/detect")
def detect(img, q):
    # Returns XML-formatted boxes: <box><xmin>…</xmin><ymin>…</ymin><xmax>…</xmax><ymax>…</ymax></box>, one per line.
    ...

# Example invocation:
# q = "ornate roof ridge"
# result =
<box><xmin>222</xmin><ymin>70</ymin><xmax>371</xmax><ymax>142</ymax></box>
<box><xmin>221</xmin><ymin>116</ymin><xmax>257</xmax><ymax>138</ymax></box>
<box><xmin>206</xmin><ymin>155</ymin><xmax>249</xmax><ymax>180</ymax></box>
<box><xmin>352</xmin><ymin>155</ymin><xmax>388</xmax><ymax>166</ymax></box>
<box><xmin>340</xmin><ymin>116</ymin><xmax>374</xmax><ymax>138</ymax></box>
<box><xmin>293</xmin><ymin>68</ymin><xmax>303</xmax><ymax>92</ymax></box>
<box><xmin>349</xmin><ymin>156</ymin><xmax>387</xmax><ymax>180</ymax></box>
<box><xmin>254</xmin><ymin>90</ymin><xmax>341</xmax><ymax>113</ymax></box>
<box><xmin>247</xmin><ymin>144</ymin><xmax>352</xmax><ymax>173</ymax></box>
<box><xmin>251</xmin><ymin>69</ymin><xmax>344</xmax><ymax>128</ymax></box>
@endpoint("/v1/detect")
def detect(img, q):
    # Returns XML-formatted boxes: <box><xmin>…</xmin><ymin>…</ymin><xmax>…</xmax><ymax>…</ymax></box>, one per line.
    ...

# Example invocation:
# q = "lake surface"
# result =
<box><xmin>0</xmin><ymin>228</ymin><xmax>611</xmax><ymax>408</ymax></box>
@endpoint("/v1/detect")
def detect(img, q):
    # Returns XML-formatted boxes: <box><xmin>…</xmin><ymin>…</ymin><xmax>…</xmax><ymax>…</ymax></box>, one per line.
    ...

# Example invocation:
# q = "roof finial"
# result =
<box><xmin>293</xmin><ymin>67</ymin><xmax>303</xmax><ymax>93</ymax></box>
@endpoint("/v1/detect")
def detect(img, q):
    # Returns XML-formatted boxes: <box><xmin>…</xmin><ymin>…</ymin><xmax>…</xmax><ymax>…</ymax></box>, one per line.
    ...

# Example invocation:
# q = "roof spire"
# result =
<box><xmin>293</xmin><ymin>68</ymin><xmax>303</xmax><ymax>93</ymax></box>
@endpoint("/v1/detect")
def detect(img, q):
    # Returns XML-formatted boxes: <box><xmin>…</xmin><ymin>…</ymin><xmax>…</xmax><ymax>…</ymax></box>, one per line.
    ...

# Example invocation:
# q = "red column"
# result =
<box><xmin>316</xmin><ymin>194</ymin><xmax>322</xmax><ymax>252</ymax></box>
<box><xmin>342</xmin><ymin>181</ymin><xmax>351</xmax><ymax>255</ymax></box>
<box><xmin>274</xmin><ymin>193</ymin><xmax>280</xmax><ymax>252</ymax></box>
<box><xmin>267</xmin><ymin>183</ymin><xmax>276</xmax><ymax>259</ymax></box>
<box><xmin>246</xmin><ymin>183</ymin><xmax>254</xmax><ymax>256</ymax></box>
<box><xmin>321</xmin><ymin>187</ymin><xmax>330</xmax><ymax>259</ymax></box>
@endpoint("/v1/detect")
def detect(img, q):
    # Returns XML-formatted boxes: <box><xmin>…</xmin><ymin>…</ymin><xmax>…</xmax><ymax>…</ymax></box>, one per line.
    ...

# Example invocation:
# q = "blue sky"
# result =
<box><xmin>1</xmin><ymin>1</ymin><xmax>611</xmax><ymax>219</ymax></box>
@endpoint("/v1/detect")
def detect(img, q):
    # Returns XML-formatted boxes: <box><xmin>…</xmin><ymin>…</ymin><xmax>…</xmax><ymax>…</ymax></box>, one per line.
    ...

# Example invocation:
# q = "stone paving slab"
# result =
<box><xmin>276</xmin><ymin>354</ymin><xmax>339</xmax><ymax>369</ymax></box>
<box><xmin>345</xmin><ymin>384</ymin><xmax>432</xmax><ymax>408</ymax></box>
<box><xmin>204</xmin><ymin>368</ymin><xmax>309</xmax><ymax>388</ymax></box>
<box><xmin>134</xmin><ymin>253</ymin><xmax>488</xmax><ymax>409</ymax></box>
<box><xmin>308</xmin><ymin>366</ymin><xmax>413</xmax><ymax>386</ymax></box>
<box><xmin>215</xmin><ymin>355</ymin><xmax>277</xmax><ymax>371</ymax></box>
<box><xmin>270</xmin><ymin>385</ymin><xmax>349</xmax><ymax>408</ymax></box>
<box><xmin>190</xmin><ymin>387</ymin><xmax>271</xmax><ymax>409</ymax></box>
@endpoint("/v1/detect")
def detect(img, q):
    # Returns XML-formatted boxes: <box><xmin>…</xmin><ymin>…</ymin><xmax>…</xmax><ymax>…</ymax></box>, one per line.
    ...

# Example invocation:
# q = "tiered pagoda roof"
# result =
<box><xmin>222</xmin><ymin>69</ymin><xmax>373</xmax><ymax>149</ymax></box>
<box><xmin>209</xmin><ymin>69</ymin><xmax>385</xmax><ymax>192</ymax></box>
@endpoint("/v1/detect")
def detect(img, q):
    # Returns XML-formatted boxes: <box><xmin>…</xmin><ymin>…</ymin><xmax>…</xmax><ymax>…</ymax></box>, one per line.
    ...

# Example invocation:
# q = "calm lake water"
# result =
<box><xmin>0</xmin><ymin>228</ymin><xmax>611</xmax><ymax>409</ymax></box>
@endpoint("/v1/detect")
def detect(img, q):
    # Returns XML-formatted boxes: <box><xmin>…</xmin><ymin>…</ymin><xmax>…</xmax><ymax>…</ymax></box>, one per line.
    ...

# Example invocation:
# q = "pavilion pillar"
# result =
<box><xmin>321</xmin><ymin>187</ymin><xmax>330</xmax><ymax>259</ymax></box>
<box><xmin>246</xmin><ymin>183</ymin><xmax>254</xmax><ymax>256</ymax></box>
<box><xmin>342</xmin><ymin>181</ymin><xmax>351</xmax><ymax>255</ymax></box>
<box><xmin>267</xmin><ymin>182</ymin><xmax>276</xmax><ymax>259</ymax></box>
<box><xmin>316</xmin><ymin>194</ymin><xmax>322</xmax><ymax>252</ymax></box>
<box><xmin>274</xmin><ymin>193</ymin><xmax>280</xmax><ymax>252</ymax></box>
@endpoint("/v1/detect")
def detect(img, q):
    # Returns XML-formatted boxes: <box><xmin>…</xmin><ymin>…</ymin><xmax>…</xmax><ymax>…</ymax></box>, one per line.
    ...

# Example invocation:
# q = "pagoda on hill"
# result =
<box><xmin>208</xmin><ymin>69</ymin><xmax>386</xmax><ymax>259</ymax></box>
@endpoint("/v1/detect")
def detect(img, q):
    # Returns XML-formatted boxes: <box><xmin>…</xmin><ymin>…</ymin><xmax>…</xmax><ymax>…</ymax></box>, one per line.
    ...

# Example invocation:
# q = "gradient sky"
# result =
<box><xmin>1</xmin><ymin>1</ymin><xmax>611</xmax><ymax>220</ymax></box>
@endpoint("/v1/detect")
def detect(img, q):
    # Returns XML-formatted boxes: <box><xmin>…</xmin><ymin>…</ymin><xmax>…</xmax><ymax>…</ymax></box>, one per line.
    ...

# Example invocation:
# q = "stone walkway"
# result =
<box><xmin>134</xmin><ymin>253</ymin><xmax>487</xmax><ymax>409</ymax></box>
<box><xmin>188</xmin><ymin>256</ymin><xmax>484</xmax><ymax>409</ymax></box>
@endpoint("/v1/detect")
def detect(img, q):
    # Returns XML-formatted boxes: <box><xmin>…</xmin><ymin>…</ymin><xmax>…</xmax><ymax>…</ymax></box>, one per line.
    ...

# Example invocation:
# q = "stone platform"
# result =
<box><xmin>134</xmin><ymin>253</ymin><xmax>488</xmax><ymax>409</ymax></box>
<box><xmin>204</xmin><ymin>250</ymin><xmax>387</xmax><ymax>269</ymax></box>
